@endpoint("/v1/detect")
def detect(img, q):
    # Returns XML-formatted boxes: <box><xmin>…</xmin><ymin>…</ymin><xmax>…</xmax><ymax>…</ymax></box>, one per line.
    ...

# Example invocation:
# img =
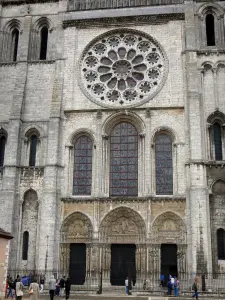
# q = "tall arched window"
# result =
<box><xmin>206</xmin><ymin>14</ymin><xmax>215</xmax><ymax>46</ymax></box>
<box><xmin>73</xmin><ymin>135</ymin><xmax>92</xmax><ymax>195</ymax></box>
<box><xmin>217</xmin><ymin>228</ymin><xmax>225</xmax><ymax>259</ymax></box>
<box><xmin>29</xmin><ymin>135</ymin><xmax>38</xmax><ymax>167</ymax></box>
<box><xmin>213</xmin><ymin>123</ymin><xmax>222</xmax><ymax>160</ymax></box>
<box><xmin>11</xmin><ymin>28</ymin><xmax>19</xmax><ymax>61</ymax></box>
<box><xmin>155</xmin><ymin>133</ymin><xmax>173</xmax><ymax>195</ymax></box>
<box><xmin>39</xmin><ymin>26</ymin><xmax>48</xmax><ymax>60</ymax></box>
<box><xmin>22</xmin><ymin>231</ymin><xmax>29</xmax><ymax>260</ymax></box>
<box><xmin>0</xmin><ymin>135</ymin><xmax>6</xmax><ymax>167</ymax></box>
<box><xmin>110</xmin><ymin>122</ymin><xmax>138</xmax><ymax>196</ymax></box>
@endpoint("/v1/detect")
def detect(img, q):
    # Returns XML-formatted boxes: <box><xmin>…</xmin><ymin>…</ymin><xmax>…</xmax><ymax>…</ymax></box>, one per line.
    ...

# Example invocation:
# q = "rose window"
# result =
<box><xmin>80</xmin><ymin>29</ymin><xmax>168</xmax><ymax>108</ymax></box>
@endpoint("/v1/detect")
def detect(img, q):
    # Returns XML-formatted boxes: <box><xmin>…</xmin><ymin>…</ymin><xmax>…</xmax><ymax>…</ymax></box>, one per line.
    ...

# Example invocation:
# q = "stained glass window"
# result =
<box><xmin>155</xmin><ymin>134</ymin><xmax>173</xmax><ymax>195</ymax></box>
<box><xmin>110</xmin><ymin>122</ymin><xmax>138</xmax><ymax>196</ymax></box>
<box><xmin>29</xmin><ymin>135</ymin><xmax>37</xmax><ymax>167</ymax></box>
<box><xmin>217</xmin><ymin>228</ymin><xmax>225</xmax><ymax>260</ymax></box>
<box><xmin>73</xmin><ymin>135</ymin><xmax>92</xmax><ymax>195</ymax></box>
<box><xmin>213</xmin><ymin>123</ymin><xmax>222</xmax><ymax>160</ymax></box>
<box><xmin>0</xmin><ymin>136</ymin><xmax>6</xmax><ymax>167</ymax></box>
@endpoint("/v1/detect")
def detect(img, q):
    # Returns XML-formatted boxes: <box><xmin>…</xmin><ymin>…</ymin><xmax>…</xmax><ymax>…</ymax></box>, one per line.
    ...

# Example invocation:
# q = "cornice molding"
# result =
<box><xmin>63</xmin><ymin>13</ymin><xmax>185</xmax><ymax>28</ymax></box>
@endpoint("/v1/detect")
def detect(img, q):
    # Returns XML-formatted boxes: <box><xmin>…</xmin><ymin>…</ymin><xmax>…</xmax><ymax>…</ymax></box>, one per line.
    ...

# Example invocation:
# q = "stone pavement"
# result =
<box><xmin>6</xmin><ymin>294</ymin><xmax>224</xmax><ymax>300</ymax></box>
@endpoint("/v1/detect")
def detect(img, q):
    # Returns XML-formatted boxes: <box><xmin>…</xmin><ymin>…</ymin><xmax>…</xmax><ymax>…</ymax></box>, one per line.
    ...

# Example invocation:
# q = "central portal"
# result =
<box><xmin>110</xmin><ymin>244</ymin><xmax>136</xmax><ymax>286</ymax></box>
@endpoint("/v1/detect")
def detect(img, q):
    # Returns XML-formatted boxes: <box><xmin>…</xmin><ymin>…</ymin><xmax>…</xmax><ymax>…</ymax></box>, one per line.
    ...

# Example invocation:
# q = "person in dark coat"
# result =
<box><xmin>65</xmin><ymin>278</ymin><xmax>71</xmax><ymax>300</ymax></box>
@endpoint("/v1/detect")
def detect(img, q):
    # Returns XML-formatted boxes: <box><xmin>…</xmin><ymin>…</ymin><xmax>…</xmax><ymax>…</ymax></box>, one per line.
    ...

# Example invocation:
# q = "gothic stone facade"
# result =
<box><xmin>1</xmin><ymin>0</ymin><xmax>225</xmax><ymax>284</ymax></box>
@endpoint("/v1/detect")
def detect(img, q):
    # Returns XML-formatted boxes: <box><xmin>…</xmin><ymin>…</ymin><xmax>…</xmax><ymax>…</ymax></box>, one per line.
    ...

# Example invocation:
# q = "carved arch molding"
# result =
<box><xmin>61</xmin><ymin>212</ymin><xmax>93</xmax><ymax>243</ymax></box>
<box><xmin>152</xmin><ymin>211</ymin><xmax>186</xmax><ymax>244</ymax></box>
<box><xmin>100</xmin><ymin>207</ymin><xmax>146</xmax><ymax>243</ymax></box>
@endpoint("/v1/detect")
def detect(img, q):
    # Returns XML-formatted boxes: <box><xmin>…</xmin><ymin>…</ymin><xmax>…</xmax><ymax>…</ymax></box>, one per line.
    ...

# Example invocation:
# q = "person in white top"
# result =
<box><xmin>125</xmin><ymin>277</ymin><xmax>129</xmax><ymax>295</ymax></box>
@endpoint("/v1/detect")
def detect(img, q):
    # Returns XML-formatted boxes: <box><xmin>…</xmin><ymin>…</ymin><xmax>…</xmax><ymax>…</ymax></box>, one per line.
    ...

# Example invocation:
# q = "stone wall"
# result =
<box><xmin>0</xmin><ymin>0</ymin><xmax>224</xmax><ymax>280</ymax></box>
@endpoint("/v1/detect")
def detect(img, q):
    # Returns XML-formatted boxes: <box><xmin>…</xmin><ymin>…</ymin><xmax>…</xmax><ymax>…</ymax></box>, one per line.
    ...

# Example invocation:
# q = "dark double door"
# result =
<box><xmin>110</xmin><ymin>244</ymin><xmax>136</xmax><ymax>286</ymax></box>
<box><xmin>69</xmin><ymin>243</ymin><xmax>86</xmax><ymax>285</ymax></box>
<box><xmin>161</xmin><ymin>244</ymin><xmax>177</xmax><ymax>278</ymax></box>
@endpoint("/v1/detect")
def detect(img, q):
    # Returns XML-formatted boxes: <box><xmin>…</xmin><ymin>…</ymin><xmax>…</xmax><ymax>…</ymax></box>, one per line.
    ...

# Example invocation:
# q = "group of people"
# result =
<box><xmin>160</xmin><ymin>273</ymin><xmax>199</xmax><ymax>299</ymax></box>
<box><xmin>5</xmin><ymin>275</ymin><xmax>40</xmax><ymax>300</ymax></box>
<box><xmin>166</xmin><ymin>275</ymin><xmax>180</xmax><ymax>297</ymax></box>
<box><xmin>49</xmin><ymin>276</ymin><xmax>71</xmax><ymax>300</ymax></box>
<box><xmin>5</xmin><ymin>275</ymin><xmax>71</xmax><ymax>300</ymax></box>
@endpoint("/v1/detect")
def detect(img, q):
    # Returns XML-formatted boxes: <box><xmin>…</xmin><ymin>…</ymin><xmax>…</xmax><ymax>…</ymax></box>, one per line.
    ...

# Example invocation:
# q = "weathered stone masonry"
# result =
<box><xmin>0</xmin><ymin>0</ymin><xmax>225</xmax><ymax>285</ymax></box>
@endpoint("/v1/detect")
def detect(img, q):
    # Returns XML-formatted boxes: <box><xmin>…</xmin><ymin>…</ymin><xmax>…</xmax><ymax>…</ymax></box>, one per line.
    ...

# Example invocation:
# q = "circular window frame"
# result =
<box><xmin>78</xmin><ymin>28</ymin><xmax>169</xmax><ymax>109</ymax></box>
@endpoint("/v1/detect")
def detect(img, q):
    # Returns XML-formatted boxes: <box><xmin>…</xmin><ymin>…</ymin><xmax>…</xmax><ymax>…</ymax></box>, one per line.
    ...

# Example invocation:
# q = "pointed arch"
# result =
<box><xmin>103</xmin><ymin>111</ymin><xmax>145</xmax><ymax>136</ymax></box>
<box><xmin>1</xmin><ymin>19</ymin><xmax>21</xmax><ymax>62</ymax></box>
<box><xmin>24</xmin><ymin>128</ymin><xmax>41</xmax><ymax>167</ymax></box>
<box><xmin>21</xmin><ymin>189</ymin><xmax>38</xmax><ymax>268</ymax></box>
<box><xmin>197</xmin><ymin>3</ymin><xmax>224</xmax><ymax>49</ymax></box>
<box><xmin>152</xmin><ymin>211</ymin><xmax>186</xmax><ymax>244</ymax></box>
<box><xmin>99</xmin><ymin>206</ymin><xmax>146</xmax><ymax>243</ymax></box>
<box><xmin>207</xmin><ymin>111</ymin><xmax>225</xmax><ymax>160</ymax></box>
<box><xmin>29</xmin><ymin>17</ymin><xmax>53</xmax><ymax>61</ymax></box>
<box><xmin>61</xmin><ymin>211</ymin><xmax>93</xmax><ymax>243</ymax></box>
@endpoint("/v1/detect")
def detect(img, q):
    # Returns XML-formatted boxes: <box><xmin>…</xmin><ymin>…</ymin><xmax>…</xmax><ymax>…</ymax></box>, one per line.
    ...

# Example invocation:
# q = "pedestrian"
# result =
<box><xmin>40</xmin><ymin>275</ymin><xmax>45</xmax><ymax>293</ymax></box>
<box><xmin>49</xmin><ymin>275</ymin><xmax>56</xmax><ymax>300</ymax></box>
<box><xmin>55</xmin><ymin>280</ymin><xmax>60</xmax><ymax>296</ymax></box>
<box><xmin>174</xmin><ymin>277</ymin><xmax>179</xmax><ymax>297</ymax></box>
<box><xmin>16</xmin><ymin>277</ymin><xmax>24</xmax><ymax>300</ymax></box>
<box><xmin>192</xmin><ymin>280</ymin><xmax>198</xmax><ymax>299</ymax></box>
<box><xmin>7</xmin><ymin>277</ymin><xmax>14</xmax><ymax>298</ymax></box>
<box><xmin>5</xmin><ymin>276</ymin><xmax>9</xmax><ymax>298</ymax></box>
<box><xmin>167</xmin><ymin>278</ymin><xmax>172</xmax><ymax>296</ymax></box>
<box><xmin>125</xmin><ymin>277</ymin><xmax>129</xmax><ymax>295</ymax></box>
<box><xmin>28</xmin><ymin>278</ymin><xmax>40</xmax><ymax>300</ymax></box>
<box><xmin>65</xmin><ymin>278</ymin><xmax>71</xmax><ymax>300</ymax></box>
<box><xmin>59</xmin><ymin>277</ymin><xmax>65</xmax><ymax>297</ymax></box>
<box><xmin>14</xmin><ymin>276</ymin><xmax>20</xmax><ymax>300</ymax></box>
<box><xmin>160</xmin><ymin>273</ymin><xmax>164</xmax><ymax>287</ymax></box>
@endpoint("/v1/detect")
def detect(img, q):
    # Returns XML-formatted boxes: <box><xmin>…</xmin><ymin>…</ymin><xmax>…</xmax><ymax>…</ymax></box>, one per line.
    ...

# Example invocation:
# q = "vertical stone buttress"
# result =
<box><xmin>1</xmin><ymin>16</ymin><xmax>32</xmax><ymax>269</ymax></box>
<box><xmin>37</xmin><ymin>17</ymin><xmax>64</xmax><ymax>270</ymax></box>
<box><xmin>184</xmin><ymin>0</ymin><xmax>212</xmax><ymax>273</ymax></box>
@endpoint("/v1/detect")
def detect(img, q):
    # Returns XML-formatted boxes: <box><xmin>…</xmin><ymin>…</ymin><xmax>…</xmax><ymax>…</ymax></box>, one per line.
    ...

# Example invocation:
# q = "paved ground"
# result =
<box><xmin>6</xmin><ymin>294</ymin><xmax>224</xmax><ymax>300</ymax></box>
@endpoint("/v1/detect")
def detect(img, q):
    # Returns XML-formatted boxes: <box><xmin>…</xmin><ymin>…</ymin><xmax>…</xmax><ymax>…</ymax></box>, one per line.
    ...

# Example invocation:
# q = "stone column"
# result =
<box><xmin>37</xmin><ymin>59</ymin><xmax>64</xmax><ymax>271</ymax></box>
<box><xmin>102</xmin><ymin>244</ymin><xmax>111</xmax><ymax>286</ymax></box>
<box><xmin>148</xmin><ymin>244</ymin><xmax>160</xmax><ymax>287</ymax></box>
<box><xmin>184</xmin><ymin>0</ymin><xmax>212</xmax><ymax>274</ymax></box>
<box><xmin>1</xmin><ymin>62</ymin><xmax>30</xmax><ymax>269</ymax></box>
<box><xmin>136</xmin><ymin>244</ymin><xmax>147</xmax><ymax>281</ymax></box>
<box><xmin>90</xmin><ymin>243</ymin><xmax>100</xmax><ymax>278</ymax></box>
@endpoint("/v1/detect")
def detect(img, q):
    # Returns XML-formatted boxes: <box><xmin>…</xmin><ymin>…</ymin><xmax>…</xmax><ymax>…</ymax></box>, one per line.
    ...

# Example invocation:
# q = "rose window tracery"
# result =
<box><xmin>80</xmin><ymin>29</ymin><xmax>168</xmax><ymax>108</ymax></box>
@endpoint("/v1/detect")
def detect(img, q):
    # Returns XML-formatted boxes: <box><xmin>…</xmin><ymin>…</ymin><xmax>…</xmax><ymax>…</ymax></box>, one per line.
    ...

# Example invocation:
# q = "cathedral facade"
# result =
<box><xmin>0</xmin><ymin>0</ymin><xmax>225</xmax><ymax>287</ymax></box>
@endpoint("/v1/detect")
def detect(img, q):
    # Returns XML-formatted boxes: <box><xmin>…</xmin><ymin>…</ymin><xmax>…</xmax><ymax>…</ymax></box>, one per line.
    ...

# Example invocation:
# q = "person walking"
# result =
<box><xmin>16</xmin><ymin>278</ymin><xmax>24</xmax><ymax>300</ymax></box>
<box><xmin>7</xmin><ymin>277</ymin><xmax>14</xmax><ymax>299</ymax></box>
<box><xmin>160</xmin><ymin>274</ymin><xmax>164</xmax><ymax>287</ymax></box>
<box><xmin>125</xmin><ymin>277</ymin><xmax>129</xmax><ymax>295</ymax></box>
<box><xmin>174</xmin><ymin>277</ymin><xmax>179</xmax><ymax>297</ymax></box>
<box><xmin>59</xmin><ymin>277</ymin><xmax>65</xmax><ymax>297</ymax></box>
<box><xmin>49</xmin><ymin>275</ymin><xmax>56</xmax><ymax>300</ymax></box>
<box><xmin>40</xmin><ymin>276</ymin><xmax>45</xmax><ymax>293</ymax></box>
<box><xmin>28</xmin><ymin>278</ymin><xmax>40</xmax><ymax>300</ymax></box>
<box><xmin>55</xmin><ymin>280</ymin><xmax>60</xmax><ymax>296</ymax></box>
<box><xmin>65</xmin><ymin>278</ymin><xmax>71</xmax><ymax>300</ymax></box>
<box><xmin>192</xmin><ymin>280</ymin><xmax>199</xmax><ymax>299</ymax></box>
<box><xmin>167</xmin><ymin>278</ymin><xmax>172</xmax><ymax>296</ymax></box>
